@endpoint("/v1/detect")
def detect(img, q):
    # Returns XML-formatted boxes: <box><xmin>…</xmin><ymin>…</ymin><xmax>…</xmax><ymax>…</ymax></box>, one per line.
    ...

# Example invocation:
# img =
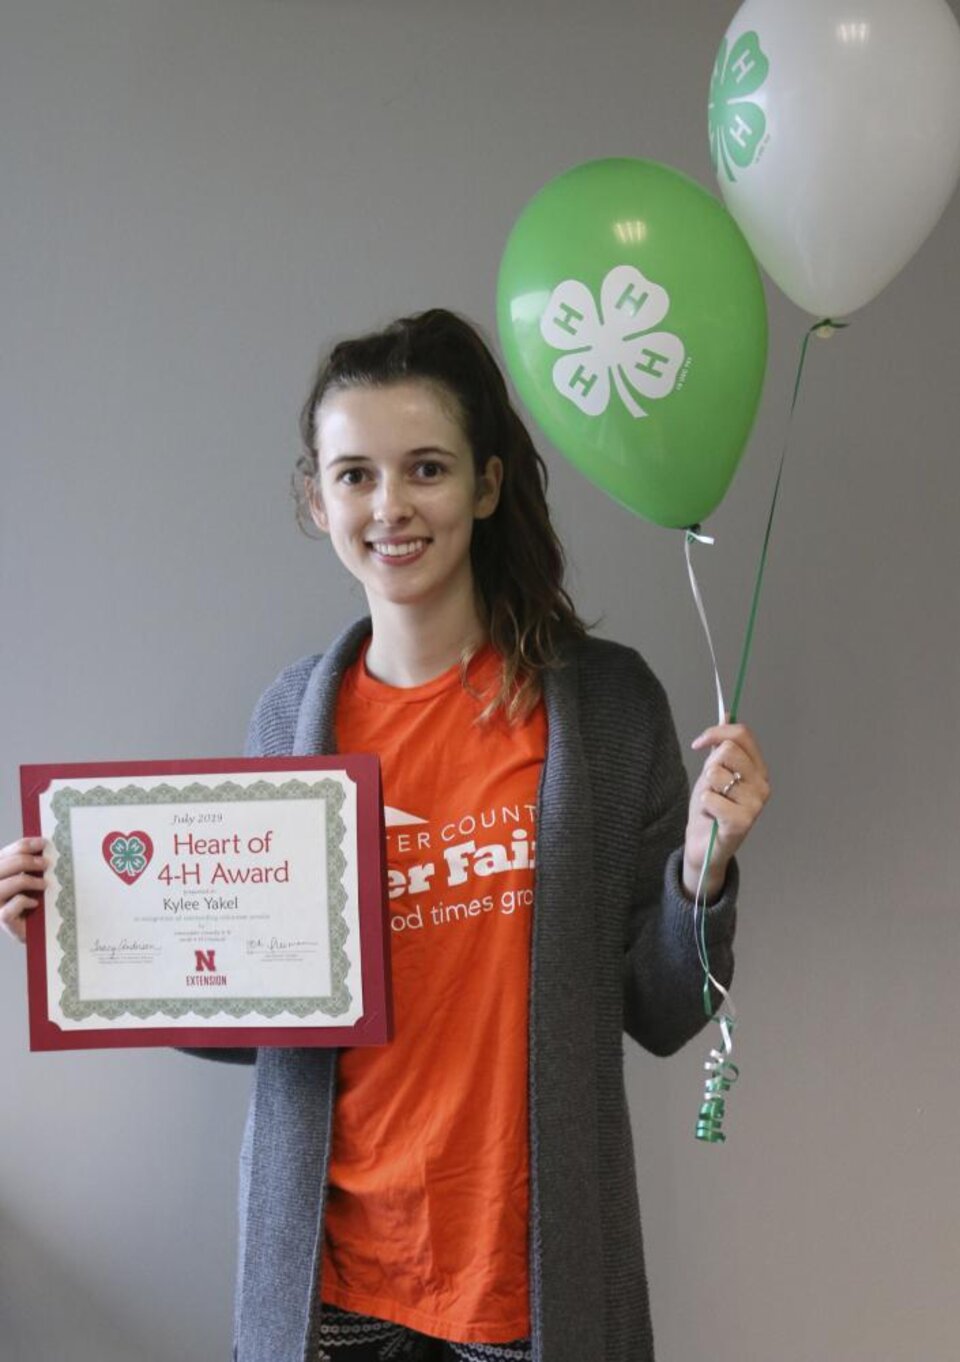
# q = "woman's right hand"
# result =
<box><xmin>0</xmin><ymin>837</ymin><xmax>48</xmax><ymax>944</ymax></box>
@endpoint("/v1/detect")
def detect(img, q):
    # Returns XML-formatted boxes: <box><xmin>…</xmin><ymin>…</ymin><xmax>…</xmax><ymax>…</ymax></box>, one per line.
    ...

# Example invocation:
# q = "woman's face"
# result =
<box><xmin>309</xmin><ymin>381</ymin><xmax>502</xmax><ymax>616</ymax></box>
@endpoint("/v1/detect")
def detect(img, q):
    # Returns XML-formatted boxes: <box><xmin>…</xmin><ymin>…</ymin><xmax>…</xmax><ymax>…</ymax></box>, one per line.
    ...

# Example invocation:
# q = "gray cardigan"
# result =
<box><xmin>195</xmin><ymin>616</ymin><xmax>738</xmax><ymax>1362</ymax></box>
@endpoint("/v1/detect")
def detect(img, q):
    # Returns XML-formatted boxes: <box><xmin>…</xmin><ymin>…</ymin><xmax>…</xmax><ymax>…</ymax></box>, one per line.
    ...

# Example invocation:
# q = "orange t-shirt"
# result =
<box><xmin>320</xmin><ymin>639</ymin><xmax>546</xmax><ymax>1343</ymax></box>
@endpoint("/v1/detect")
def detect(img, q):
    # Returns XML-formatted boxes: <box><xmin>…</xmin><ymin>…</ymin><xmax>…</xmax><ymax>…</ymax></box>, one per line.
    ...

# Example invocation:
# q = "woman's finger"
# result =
<box><xmin>694</xmin><ymin>723</ymin><xmax>764</xmax><ymax>769</ymax></box>
<box><xmin>692</xmin><ymin>723</ymin><xmax>768</xmax><ymax>780</ymax></box>
<box><xmin>0</xmin><ymin>870</ymin><xmax>47</xmax><ymax>900</ymax></box>
<box><xmin>699</xmin><ymin>738</ymin><xmax>758</xmax><ymax>783</ymax></box>
<box><xmin>698</xmin><ymin>786</ymin><xmax>767</xmax><ymax>843</ymax></box>
<box><xmin>0</xmin><ymin>837</ymin><xmax>46</xmax><ymax>861</ymax></box>
<box><xmin>0</xmin><ymin>852</ymin><xmax>48</xmax><ymax>885</ymax></box>
<box><xmin>708</xmin><ymin>766</ymin><xmax>748</xmax><ymax>800</ymax></box>
<box><xmin>0</xmin><ymin>894</ymin><xmax>40</xmax><ymax>943</ymax></box>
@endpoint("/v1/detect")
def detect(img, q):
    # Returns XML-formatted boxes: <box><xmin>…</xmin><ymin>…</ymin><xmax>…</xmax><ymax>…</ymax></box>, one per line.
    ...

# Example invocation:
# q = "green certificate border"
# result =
<box><xmin>50</xmin><ymin>779</ymin><xmax>351</xmax><ymax>1022</ymax></box>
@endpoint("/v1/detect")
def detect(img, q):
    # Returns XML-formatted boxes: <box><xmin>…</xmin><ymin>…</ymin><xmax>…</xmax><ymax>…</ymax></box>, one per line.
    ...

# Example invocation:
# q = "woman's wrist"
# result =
<box><xmin>680</xmin><ymin>853</ymin><xmax>727</xmax><ymax>906</ymax></box>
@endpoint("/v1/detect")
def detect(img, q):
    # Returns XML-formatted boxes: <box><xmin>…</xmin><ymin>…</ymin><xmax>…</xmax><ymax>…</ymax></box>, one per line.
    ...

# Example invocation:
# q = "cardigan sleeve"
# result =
<box><xmin>620</xmin><ymin>652</ymin><xmax>739</xmax><ymax>1057</ymax></box>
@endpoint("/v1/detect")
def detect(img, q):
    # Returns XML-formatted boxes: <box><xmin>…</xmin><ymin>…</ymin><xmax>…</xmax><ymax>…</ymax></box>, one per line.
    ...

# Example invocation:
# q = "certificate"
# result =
<box><xmin>20</xmin><ymin>756</ymin><xmax>392</xmax><ymax>1052</ymax></box>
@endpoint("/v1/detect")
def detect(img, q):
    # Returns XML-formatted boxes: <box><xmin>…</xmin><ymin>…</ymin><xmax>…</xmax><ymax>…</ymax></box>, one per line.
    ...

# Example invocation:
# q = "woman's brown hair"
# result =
<box><xmin>294</xmin><ymin>307</ymin><xmax>589</xmax><ymax>723</ymax></box>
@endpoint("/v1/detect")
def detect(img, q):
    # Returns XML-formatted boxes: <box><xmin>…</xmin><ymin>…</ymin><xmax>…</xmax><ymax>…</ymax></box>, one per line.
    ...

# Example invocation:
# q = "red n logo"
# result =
<box><xmin>194</xmin><ymin>949</ymin><xmax>217</xmax><ymax>972</ymax></box>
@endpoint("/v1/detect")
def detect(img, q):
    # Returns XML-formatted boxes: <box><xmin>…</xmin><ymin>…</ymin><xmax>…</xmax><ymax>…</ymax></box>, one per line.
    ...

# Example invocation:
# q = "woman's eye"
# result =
<box><xmin>338</xmin><ymin>467</ymin><xmax>368</xmax><ymax>486</ymax></box>
<box><xmin>415</xmin><ymin>461</ymin><xmax>445</xmax><ymax>479</ymax></box>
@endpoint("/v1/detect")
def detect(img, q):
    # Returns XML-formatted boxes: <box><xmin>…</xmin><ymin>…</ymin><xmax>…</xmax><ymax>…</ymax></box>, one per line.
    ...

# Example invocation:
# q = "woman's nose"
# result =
<box><xmin>372</xmin><ymin>475</ymin><xmax>413</xmax><ymax>524</ymax></box>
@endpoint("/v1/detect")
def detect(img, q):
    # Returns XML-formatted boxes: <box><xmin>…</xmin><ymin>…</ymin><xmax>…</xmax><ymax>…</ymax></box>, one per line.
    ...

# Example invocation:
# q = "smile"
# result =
<box><xmin>366</xmin><ymin>538</ymin><xmax>430</xmax><ymax>562</ymax></box>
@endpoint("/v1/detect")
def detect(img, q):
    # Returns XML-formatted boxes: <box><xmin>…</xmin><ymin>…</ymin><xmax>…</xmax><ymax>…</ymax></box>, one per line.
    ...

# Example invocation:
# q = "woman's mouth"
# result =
<box><xmin>366</xmin><ymin>538</ymin><xmax>430</xmax><ymax>564</ymax></box>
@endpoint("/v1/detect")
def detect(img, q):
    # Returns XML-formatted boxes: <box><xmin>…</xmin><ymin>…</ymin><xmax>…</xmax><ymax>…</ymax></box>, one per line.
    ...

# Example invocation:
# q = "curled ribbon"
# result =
<box><xmin>696</xmin><ymin>1014</ymin><xmax>739</xmax><ymax>1144</ymax></box>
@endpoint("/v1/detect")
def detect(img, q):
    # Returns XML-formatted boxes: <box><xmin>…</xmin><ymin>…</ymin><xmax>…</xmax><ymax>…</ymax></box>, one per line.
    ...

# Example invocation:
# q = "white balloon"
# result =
<box><xmin>708</xmin><ymin>0</ymin><xmax>960</xmax><ymax>315</ymax></box>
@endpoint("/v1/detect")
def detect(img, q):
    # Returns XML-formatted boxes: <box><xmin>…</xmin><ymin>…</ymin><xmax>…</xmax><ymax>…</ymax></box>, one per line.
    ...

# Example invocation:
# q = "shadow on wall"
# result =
<box><xmin>0</xmin><ymin>1202</ymin><xmax>171</xmax><ymax>1362</ymax></box>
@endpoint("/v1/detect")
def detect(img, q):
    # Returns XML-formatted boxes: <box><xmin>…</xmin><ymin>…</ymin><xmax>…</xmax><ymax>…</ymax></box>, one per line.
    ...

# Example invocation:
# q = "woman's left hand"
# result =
<box><xmin>681</xmin><ymin>718</ymin><xmax>771</xmax><ymax>903</ymax></box>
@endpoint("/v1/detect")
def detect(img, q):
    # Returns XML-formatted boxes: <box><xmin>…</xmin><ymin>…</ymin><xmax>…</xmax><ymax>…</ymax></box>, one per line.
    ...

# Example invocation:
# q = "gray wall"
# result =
<box><xmin>2</xmin><ymin>3</ymin><xmax>957</xmax><ymax>1360</ymax></box>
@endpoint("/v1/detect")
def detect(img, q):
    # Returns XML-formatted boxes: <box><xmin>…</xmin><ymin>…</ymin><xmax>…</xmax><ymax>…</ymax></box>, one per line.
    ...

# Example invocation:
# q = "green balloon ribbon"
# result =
<box><xmin>690</xmin><ymin>317</ymin><xmax>849</xmax><ymax>1144</ymax></box>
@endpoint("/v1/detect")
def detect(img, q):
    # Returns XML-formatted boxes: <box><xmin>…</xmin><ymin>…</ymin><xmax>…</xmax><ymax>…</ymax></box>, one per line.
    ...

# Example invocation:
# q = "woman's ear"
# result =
<box><xmin>307</xmin><ymin>477</ymin><xmax>329</xmax><ymax>534</ymax></box>
<box><xmin>474</xmin><ymin>456</ymin><xmax>504</xmax><ymax>520</ymax></box>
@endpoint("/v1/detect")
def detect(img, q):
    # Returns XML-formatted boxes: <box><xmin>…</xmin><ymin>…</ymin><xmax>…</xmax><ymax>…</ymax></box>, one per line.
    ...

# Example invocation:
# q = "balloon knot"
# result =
<box><xmin>814</xmin><ymin>318</ymin><xmax>851</xmax><ymax>339</ymax></box>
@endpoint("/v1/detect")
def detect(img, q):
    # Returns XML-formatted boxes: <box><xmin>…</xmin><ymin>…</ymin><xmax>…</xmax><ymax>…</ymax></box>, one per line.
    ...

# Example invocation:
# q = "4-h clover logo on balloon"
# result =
<box><xmin>709</xmin><ymin>31</ymin><xmax>770</xmax><ymax>182</ymax></box>
<box><xmin>102</xmin><ymin>831</ymin><xmax>154</xmax><ymax>885</ymax></box>
<box><xmin>540</xmin><ymin>264</ymin><xmax>687</xmax><ymax>420</ymax></box>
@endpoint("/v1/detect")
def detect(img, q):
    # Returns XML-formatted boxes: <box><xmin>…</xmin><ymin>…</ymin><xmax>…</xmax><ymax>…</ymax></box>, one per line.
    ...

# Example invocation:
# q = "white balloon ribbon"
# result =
<box><xmin>683</xmin><ymin>528</ymin><xmax>727</xmax><ymax>729</ymax></box>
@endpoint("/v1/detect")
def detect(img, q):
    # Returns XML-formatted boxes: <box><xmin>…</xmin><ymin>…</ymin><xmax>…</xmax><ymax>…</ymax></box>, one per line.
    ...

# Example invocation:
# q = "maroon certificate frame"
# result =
<box><xmin>20</xmin><ymin>755</ymin><xmax>392</xmax><ymax>1052</ymax></box>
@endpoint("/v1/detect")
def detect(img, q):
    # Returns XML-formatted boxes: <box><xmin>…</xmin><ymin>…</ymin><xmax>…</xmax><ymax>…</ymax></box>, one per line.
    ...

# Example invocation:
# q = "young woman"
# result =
<box><xmin>1</xmin><ymin>308</ymin><xmax>770</xmax><ymax>1362</ymax></box>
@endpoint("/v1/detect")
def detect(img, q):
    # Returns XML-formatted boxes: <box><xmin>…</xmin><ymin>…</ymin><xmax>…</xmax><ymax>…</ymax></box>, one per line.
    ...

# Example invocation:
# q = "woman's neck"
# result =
<box><xmin>363</xmin><ymin>590</ymin><xmax>487</xmax><ymax>688</ymax></box>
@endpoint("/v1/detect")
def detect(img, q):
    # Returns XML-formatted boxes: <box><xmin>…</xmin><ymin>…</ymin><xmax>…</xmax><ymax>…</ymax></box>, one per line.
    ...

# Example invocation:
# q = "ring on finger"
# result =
<box><xmin>719</xmin><ymin>770</ymin><xmax>743</xmax><ymax>798</ymax></box>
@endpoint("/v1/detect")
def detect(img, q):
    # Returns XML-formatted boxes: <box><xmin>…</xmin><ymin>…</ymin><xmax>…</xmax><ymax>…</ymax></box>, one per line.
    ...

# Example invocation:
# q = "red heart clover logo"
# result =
<box><xmin>102</xmin><ymin>831</ymin><xmax>154</xmax><ymax>885</ymax></box>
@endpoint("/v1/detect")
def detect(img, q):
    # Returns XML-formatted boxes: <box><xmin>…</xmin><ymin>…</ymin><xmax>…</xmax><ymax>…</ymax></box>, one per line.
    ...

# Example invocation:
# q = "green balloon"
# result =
<box><xmin>497</xmin><ymin>157</ymin><xmax>767</xmax><ymax>528</ymax></box>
